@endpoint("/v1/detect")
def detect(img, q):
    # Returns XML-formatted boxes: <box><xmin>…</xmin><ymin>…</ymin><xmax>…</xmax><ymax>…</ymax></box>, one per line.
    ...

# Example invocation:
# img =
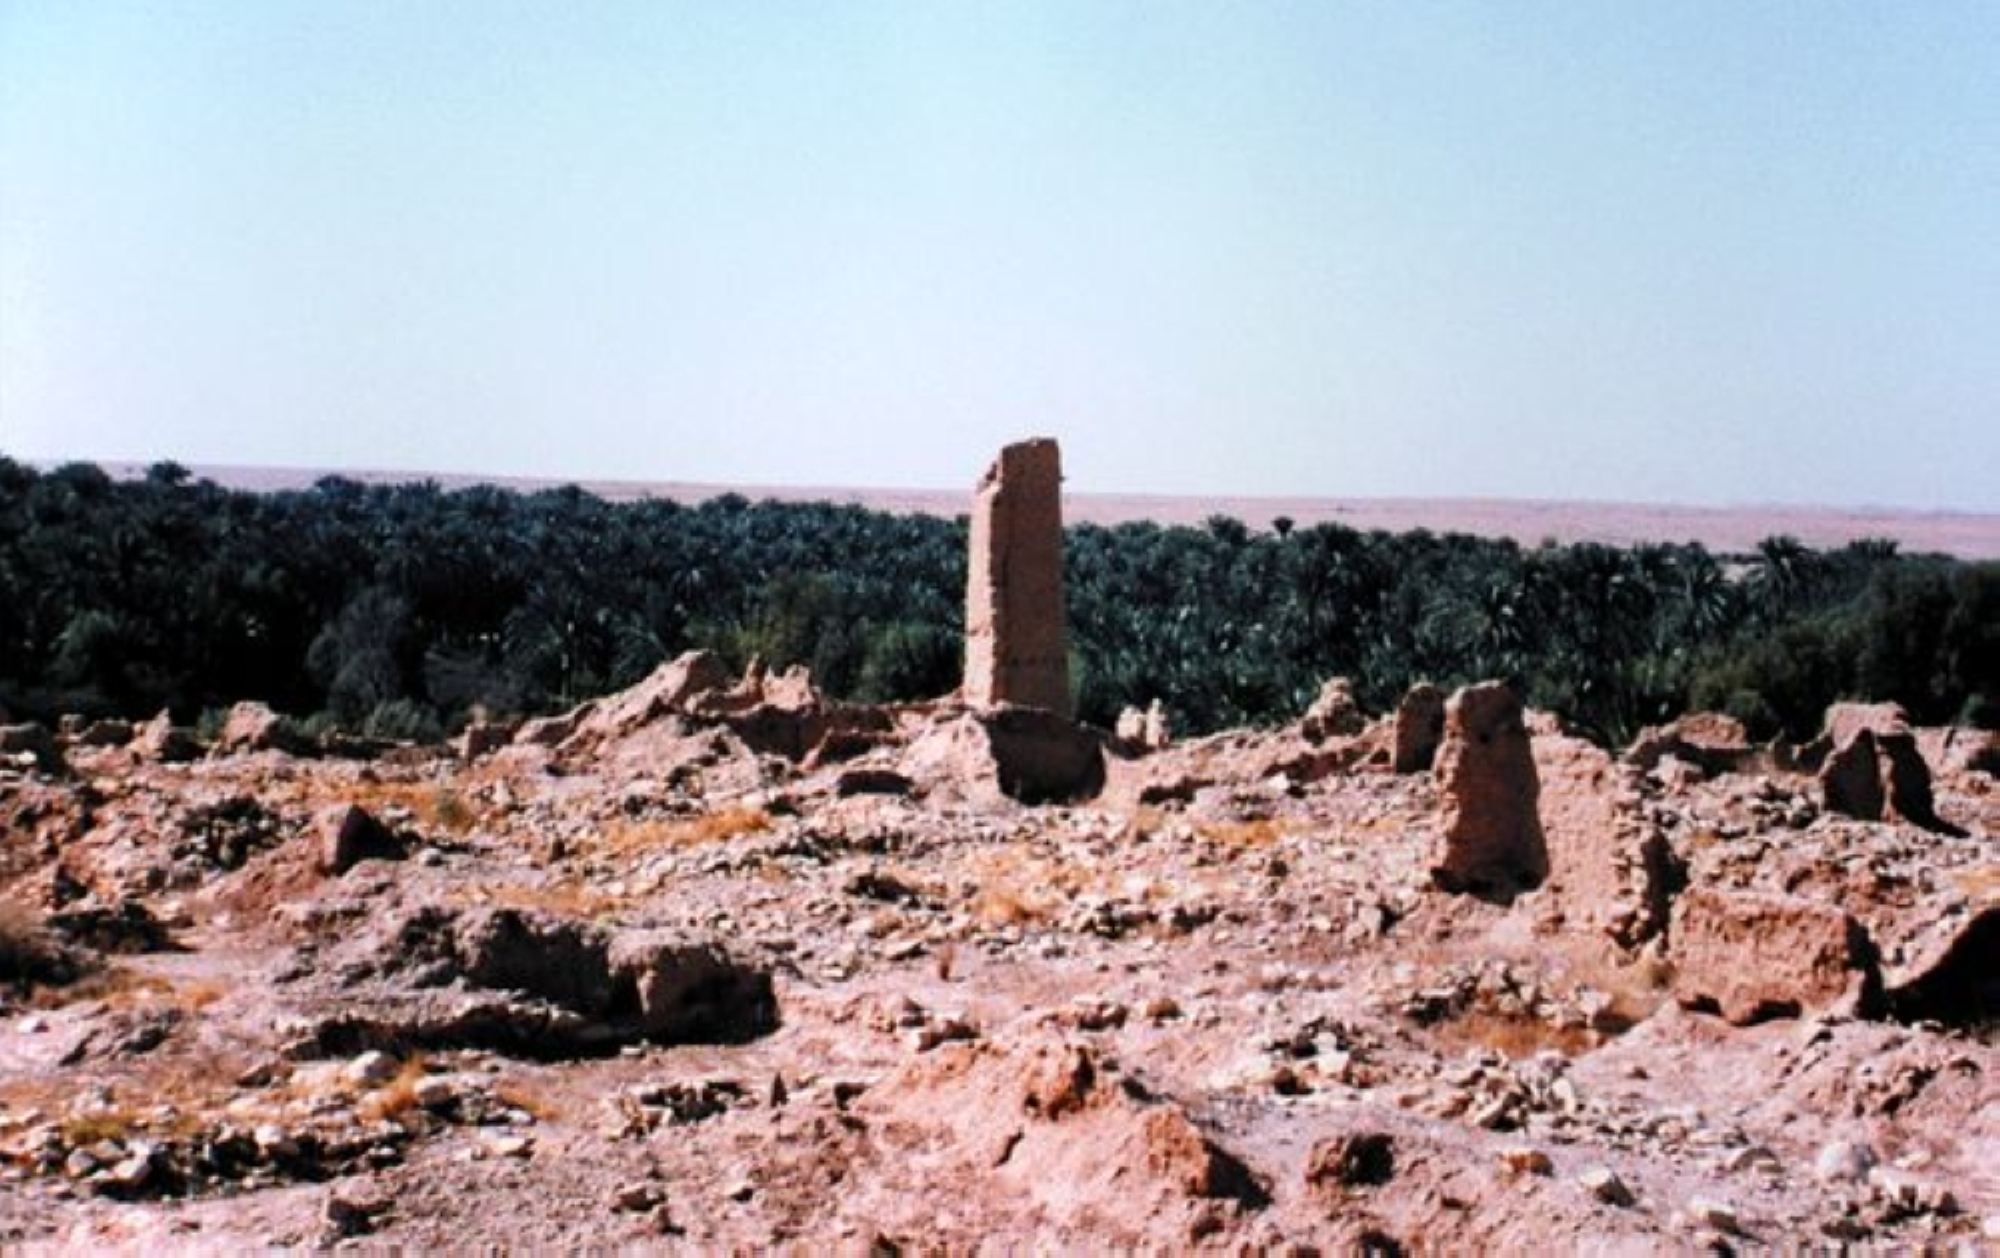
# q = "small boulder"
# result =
<box><xmin>1139</xmin><ymin>1107</ymin><xmax>1267</xmax><ymax>1206</ymax></box>
<box><xmin>319</xmin><ymin>804</ymin><xmax>408</xmax><ymax>875</ymax></box>
<box><xmin>457</xmin><ymin>719</ymin><xmax>515</xmax><ymax>761</ymax></box>
<box><xmin>1578</xmin><ymin>1165</ymin><xmax>1635</xmax><ymax>1207</ymax></box>
<box><xmin>1300</xmin><ymin>677</ymin><xmax>1367</xmax><ymax>742</ymax></box>
<box><xmin>215</xmin><ymin>702</ymin><xmax>305</xmax><ymax>755</ymax></box>
<box><xmin>1304</xmin><ymin>1131</ymin><xmax>1395</xmax><ymax>1189</ymax></box>
<box><xmin>1113</xmin><ymin>700</ymin><xmax>1172</xmax><ymax>754</ymax></box>
<box><xmin>130</xmin><ymin>711</ymin><xmax>202</xmax><ymax>763</ymax></box>
<box><xmin>1814</xmin><ymin>1140</ymin><xmax>1877</xmax><ymax>1185</ymax></box>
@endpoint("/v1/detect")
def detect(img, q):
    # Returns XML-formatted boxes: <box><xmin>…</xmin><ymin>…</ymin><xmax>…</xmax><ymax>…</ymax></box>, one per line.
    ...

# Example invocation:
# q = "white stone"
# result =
<box><xmin>1814</xmin><ymin>1139</ymin><xmax>1877</xmax><ymax>1184</ymax></box>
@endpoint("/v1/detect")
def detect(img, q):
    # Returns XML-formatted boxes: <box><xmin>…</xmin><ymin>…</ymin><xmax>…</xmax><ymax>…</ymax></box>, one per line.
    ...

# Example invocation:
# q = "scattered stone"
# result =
<box><xmin>1304</xmin><ymin>1132</ymin><xmax>1395</xmax><ymax>1189</ymax></box>
<box><xmin>345</xmin><ymin>1050</ymin><xmax>400</xmax><ymax>1088</ymax></box>
<box><xmin>481</xmin><ymin>1133</ymin><xmax>534</xmax><ymax>1159</ymax></box>
<box><xmin>613</xmin><ymin>1182</ymin><xmax>665</xmax><ymax>1212</ymax></box>
<box><xmin>324</xmin><ymin>1191</ymin><xmax>384</xmax><ymax>1238</ymax></box>
<box><xmin>1578</xmin><ymin>1166</ymin><xmax>1634</xmax><ymax>1207</ymax></box>
<box><xmin>1497</xmin><ymin>1146</ymin><xmax>1552</xmax><ymax>1176</ymax></box>
<box><xmin>1867</xmin><ymin>1166</ymin><xmax>1958</xmax><ymax>1217</ymax></box>
<box><xmin>1684</xmin><ymin>1197</ymin><xmax>1740</xmax><ymax>1234</ymax></box>
<box><xmin>1814</xmin><ymin>1140</ymin><xmax>1878</xmax><ymax>1185</ymax></box>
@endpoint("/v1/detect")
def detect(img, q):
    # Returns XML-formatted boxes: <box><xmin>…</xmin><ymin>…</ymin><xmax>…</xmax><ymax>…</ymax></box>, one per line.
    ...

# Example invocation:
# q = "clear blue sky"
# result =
<box><xmin>2</xmin><ymin>2</ymin><xmax>1995</xmax><ymax>508</ymax></box>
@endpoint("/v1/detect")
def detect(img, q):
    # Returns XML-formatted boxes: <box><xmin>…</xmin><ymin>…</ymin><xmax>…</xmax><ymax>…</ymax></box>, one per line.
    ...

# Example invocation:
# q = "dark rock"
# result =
<box><xmin>0</xmin><ymin>723</ymin><xmax>65</xmax><ymax>774</ymax></box>
<box><xmin>1392</xmin><ymin>683</ymin><xmax>1446</xmax><ymax>773</ymax></box>
<box><xmin>835</xmin><ymin>768</ymin><xmax>916</xmax><ymax>798</ymax></box>
<box><xmin>45</xmin><ymin>898</ymin><xmax>180</xmax><ymax>954</ymax></box>
<box><xmin>1305</xmin><ymin>1131</ymin><xmax>1396</xmax><ymax>1188</ymax></box>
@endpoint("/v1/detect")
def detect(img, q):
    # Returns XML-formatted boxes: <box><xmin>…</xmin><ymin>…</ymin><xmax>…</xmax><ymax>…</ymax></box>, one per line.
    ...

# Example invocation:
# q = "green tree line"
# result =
<box><xmin>1</xmin><ymin>458</ymin><xmax>1992</xmax><ymax>746</ymax></box>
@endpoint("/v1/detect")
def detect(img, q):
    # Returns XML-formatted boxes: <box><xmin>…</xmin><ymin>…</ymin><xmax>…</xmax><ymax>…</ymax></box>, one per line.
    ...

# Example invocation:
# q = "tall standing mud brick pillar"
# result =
<box><xmin>1432</xmin><ymin>681</ymin><xmax>1547</xmax><ymax>895</ymax></box>
<box><xmin>965</xmin><ymin>439</ymin><xmax>1072</xmax><ymax>717</ymax></box>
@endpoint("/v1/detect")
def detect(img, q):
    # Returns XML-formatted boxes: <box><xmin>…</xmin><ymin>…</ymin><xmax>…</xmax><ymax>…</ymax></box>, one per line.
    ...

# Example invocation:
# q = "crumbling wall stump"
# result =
<box><xmin>964</xmin><ymin>439</ymin><xmax>1072</xmax><ymax>717</ymax></box>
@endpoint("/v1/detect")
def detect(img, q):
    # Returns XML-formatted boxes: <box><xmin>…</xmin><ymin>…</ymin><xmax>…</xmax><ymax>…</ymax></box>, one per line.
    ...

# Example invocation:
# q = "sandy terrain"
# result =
<box><xmin>96</xmin><ymin>463</ymin><xmax>2000</xmax><ymax>559</ymax></box>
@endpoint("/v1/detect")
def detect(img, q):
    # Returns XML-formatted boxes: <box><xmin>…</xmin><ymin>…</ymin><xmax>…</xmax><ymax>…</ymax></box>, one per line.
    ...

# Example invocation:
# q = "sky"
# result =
<box><xmin>1</xmin><ymin>2</ymin><xmax>1995</xmax><ymax>510</ymax></box>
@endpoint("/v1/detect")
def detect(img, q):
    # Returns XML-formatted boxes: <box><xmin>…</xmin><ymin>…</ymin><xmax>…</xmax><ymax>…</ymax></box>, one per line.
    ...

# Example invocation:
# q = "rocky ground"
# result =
<box><xmin>1</xmin><ymin>657</ymin><xmax>1994</xmax><ymax>1251</ymax></box>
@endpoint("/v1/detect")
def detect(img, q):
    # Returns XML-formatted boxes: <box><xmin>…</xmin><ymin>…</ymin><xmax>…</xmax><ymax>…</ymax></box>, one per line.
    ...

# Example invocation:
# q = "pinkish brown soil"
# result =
<box><xmin>1</xmin><ymin>663</ymin><xmax>1994</xmax><ymax>1251</ymax></box>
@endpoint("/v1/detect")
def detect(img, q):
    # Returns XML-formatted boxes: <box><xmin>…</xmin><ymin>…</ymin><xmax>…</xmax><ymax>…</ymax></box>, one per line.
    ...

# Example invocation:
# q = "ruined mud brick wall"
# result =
<box><xmin>964</xmin><ymin>439</ymin><xmax>1072</xmax><ymax>717</ymax></box>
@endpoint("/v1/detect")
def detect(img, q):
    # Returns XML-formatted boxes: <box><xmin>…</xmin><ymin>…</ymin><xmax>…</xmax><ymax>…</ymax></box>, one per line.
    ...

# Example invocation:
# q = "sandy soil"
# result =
<box><xmin>98</xmin><ymin>463</ymin><xmax>2000</xmax><ymax>559</ymax></box>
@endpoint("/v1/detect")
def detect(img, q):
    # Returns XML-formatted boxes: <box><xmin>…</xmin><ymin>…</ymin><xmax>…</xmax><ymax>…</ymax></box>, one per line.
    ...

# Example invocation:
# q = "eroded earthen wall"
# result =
<box><xmin>964</xmin><ymin>439</ymin><xmax>1071</xmax><ymax>717</ymax></box>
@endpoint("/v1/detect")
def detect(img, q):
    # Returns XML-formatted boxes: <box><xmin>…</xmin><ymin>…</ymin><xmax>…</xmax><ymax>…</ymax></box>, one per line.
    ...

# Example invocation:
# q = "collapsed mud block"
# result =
<box><xmin>1884</xmin><ymin>905</ymin><xmax>2000</xmax><ymax>1028</ymax></box>
<box><xmin>292</xmin><ymin>906</ymin><xmax>777</xmax><ymax>1059</ymax></box>
<box><xmin>215</xmin><ymin>701</ymin><xmax>309</xmax><ymax>756</ymax></box>
<box><xmin>1816</xmin><ymin>713</ymin><xmax>1960</xmax><ymax>834</ymax></box>
<box><xmin>1670</xmin><ymin>887</ymin><xmax>1883</xmax><ymax>1024</ymax></box>
<box><xmin>1535</xmin><ymin>733</ymin><xmax>1682</xmax><ymax>948</ymax></box>
<box><xmin>1624</xmin><ymin>711</ymin><xmax>1755</xmax><ymax>778</ymax></box>
<box><xmin>902</xmin><ymin>707</ymin><xmax>1105</xmax><ymax>805</ymax></box>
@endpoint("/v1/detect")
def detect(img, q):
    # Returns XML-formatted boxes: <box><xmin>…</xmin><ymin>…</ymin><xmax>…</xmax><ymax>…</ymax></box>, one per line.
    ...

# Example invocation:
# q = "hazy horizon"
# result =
<box><xmin>5</xmin><ymin>3</ymin><xmax>1997</xmax><ymax>511</ymax></box>
<box><xmin>37</xmin><ymin>454</ymin><xmax>2000</xmax><ymax>518</ymax></box>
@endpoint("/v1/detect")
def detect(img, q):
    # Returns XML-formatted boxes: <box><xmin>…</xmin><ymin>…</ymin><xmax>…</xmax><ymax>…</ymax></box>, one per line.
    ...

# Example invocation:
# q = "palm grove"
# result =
<box><xmin>2</xmin><ymin>458</ymin><xmax>1994</xmax><ymax>748</ymax></box>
